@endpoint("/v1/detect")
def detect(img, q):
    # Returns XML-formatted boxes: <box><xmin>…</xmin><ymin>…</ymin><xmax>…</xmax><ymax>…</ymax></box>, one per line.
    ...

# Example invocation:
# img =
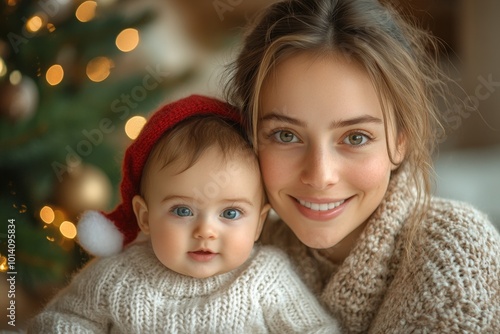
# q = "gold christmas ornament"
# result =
<box><xmin>55</xmin><ymin>163</ymin><xmax>112</xmax><ymax>217</ymax></box>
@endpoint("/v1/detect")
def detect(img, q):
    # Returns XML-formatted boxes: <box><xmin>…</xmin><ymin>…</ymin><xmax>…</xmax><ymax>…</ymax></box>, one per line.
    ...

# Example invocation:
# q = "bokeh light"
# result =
<box><xmin>125</xmin><ymin>116</ymin><xmax>147</xmax><ymax>140</ymax></box>
<box><xmin>0</xmin><ymin>57</ymin><xmax>6</xmax><ymax>77</ymax></box>
<box><xmin>9</xmin><ymin>70</ymin><xmax>22</xmax><ymax>85</ymax></box>
<box><xmin>116</xmin><ymin>28</ymin><xmax>140</xmax><ymax>52</ymax></box>
<box><xmin>60</xmin><ymin>221</ymin><xmax>77</xmax><ymax>239</ymax></box>
<box><xmin>40</xmin><ymin>206</ymin><xmax>55</xmax><ymax>224</ymax></box>
<box><xmin>86</xmin><ymin>57</ymin><xmax>113</xmax><ymax>82</ymax></box>
<box><xmin>46</xmin><ymin>64</ymin><xmax>64</xmax><ymax>85</ymax></box>
<box><xmin>76</xmin><ymin>1</ymin><xmax>97</xmax><ymax>22</ymax></box>
<box><xmin>26</xmin><ymin>15</ymin><xmax>43</xmax><ymax>33</ymax></box>
<box><xmin>0</xmin><ymin>256</ymin><xmax>7</xmax><ymax>272</ymax></box>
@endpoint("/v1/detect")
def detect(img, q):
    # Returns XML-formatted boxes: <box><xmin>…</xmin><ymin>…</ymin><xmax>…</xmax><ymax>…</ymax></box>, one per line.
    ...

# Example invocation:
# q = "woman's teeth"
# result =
<box><xmin>298</xmin><ymin>199</ymin><xmax>345</xmax><ymax>211</ymax></box>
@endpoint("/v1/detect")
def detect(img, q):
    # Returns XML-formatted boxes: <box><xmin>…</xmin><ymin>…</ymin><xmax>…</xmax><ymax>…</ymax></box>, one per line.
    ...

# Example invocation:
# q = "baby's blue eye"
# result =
<box><xmin>172</xmin><ymin>207</ymin><xmax>193</xmax><ymax>217</ymax></box>
<box><xmin>220</xmin><ymin>209</ymin><xmax>241</xmax><ymax>220</ymax></box>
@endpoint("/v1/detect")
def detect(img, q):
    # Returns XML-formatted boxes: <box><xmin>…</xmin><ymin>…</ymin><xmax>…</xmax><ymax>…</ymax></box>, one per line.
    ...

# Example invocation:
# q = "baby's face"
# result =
<box><xmin>136</xmin><ymin>147</ymin><xmax>268</xmax><ymax>278</ymax></box>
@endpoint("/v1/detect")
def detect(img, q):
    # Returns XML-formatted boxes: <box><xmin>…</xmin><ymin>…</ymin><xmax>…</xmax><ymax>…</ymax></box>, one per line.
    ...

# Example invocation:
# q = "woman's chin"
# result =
<box><xmin>294</xmin><ymin>230</ymin><xmax>340</xmax><ymax>250</ymax></box>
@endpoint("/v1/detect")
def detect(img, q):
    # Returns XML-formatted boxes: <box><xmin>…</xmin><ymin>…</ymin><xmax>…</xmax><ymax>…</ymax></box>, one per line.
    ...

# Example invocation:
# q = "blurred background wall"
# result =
<box><xmin>405</xmin><ymin>0</ymin><xmax>500</xmax><ymax>232</ymax></box>
<box><xmin>0</xmin><ymin>0</ymin><xmax>498</xmax><ymax>330</ymax></box>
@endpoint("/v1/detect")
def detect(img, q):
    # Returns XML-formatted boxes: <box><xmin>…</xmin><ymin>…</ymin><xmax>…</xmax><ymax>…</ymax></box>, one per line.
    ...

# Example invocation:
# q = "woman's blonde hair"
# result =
<box><xmin>225</xmin><ymin>0</ymin><xmax>455</xmax><ymax>248</ymax></box>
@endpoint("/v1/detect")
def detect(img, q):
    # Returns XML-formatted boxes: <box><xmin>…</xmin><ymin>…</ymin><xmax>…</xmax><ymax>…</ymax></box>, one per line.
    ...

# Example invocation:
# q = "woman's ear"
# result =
<box><xmin>255</xmin><ymin>203</ymin><xmax>271</xmax><ymax>241</ymax></box>
<box><xmin>132</xmin><ymin>195</ymin><xmax>150</xmax><ymax>234</ymax></box>
<box><xmin>391</xmin><ymin>132</ymin><xmax>407</xmax><ymax>170</ymax></box>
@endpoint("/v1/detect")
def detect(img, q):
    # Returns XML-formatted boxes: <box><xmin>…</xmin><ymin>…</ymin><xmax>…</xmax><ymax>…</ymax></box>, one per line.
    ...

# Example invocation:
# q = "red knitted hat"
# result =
<box><xmin>77</xmin><ymin>95</ymin><xmax>241</xmax><ymax>256</ymax></box>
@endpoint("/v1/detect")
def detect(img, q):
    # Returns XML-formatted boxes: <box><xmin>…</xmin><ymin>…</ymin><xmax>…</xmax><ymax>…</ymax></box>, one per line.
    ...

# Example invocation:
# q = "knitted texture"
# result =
<box><xmin>261</xmin><ymin>167</ymin><xmax>500</xmax><ymax>333</ymax></box>
<box><xmin>77</xmin><ymin>95</ymin><xmax>241</xmax><ymax>255</ymax></box>
<box><xmin>28</xmin><ymin>244</ymin><xmax>340</xmax><ymax>334</ymax></box>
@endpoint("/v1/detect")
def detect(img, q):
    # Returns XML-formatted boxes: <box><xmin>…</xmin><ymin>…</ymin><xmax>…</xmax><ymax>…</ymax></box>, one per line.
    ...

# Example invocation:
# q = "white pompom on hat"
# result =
<box><xmin>77</xmin><ymin>95</ymin><xmax>241</xmax><ymax>257</ymax></box>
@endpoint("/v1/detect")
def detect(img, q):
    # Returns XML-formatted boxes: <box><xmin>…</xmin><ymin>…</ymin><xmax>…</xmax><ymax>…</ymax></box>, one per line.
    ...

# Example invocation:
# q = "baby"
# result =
<box><xmin>28</xmin><ymin>95</ymin><xmax>339</xmax><ymax>333</ymax></box>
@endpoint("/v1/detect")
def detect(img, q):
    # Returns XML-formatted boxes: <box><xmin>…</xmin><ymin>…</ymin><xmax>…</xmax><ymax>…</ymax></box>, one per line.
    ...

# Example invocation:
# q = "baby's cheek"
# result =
<box><xmin>151</xmin><ymin>227</ymin><xmax>181</xmax><ymax>258</ymax></box>
<box><xmin>226</xmin><ymin>230</ymin><xmax>256</xmax><ymax>263</ymax></box>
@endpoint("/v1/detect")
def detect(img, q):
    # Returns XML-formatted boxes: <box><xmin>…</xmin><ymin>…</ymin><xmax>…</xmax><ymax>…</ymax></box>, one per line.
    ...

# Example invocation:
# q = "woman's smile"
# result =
<box><xmin>297</xmin><ymin>198</ymin><xmax>346</xmax><ymax>211</ymax></box>
<box><xmin>293</xmin><ymin>196</ymin><xmax>351</xmax><ymax>221</ymax></box>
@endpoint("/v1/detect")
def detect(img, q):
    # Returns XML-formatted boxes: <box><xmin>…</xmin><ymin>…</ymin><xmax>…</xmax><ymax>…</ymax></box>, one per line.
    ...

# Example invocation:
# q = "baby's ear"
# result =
<box><xmin>255</xmin><ymin>204</ymin><xmax>272</xmax><ymax>241</ymax></box>
<box><xmin>132</xmin><ymin>195</ymin><xmax>150</xmax><ymax>234</ymax></box>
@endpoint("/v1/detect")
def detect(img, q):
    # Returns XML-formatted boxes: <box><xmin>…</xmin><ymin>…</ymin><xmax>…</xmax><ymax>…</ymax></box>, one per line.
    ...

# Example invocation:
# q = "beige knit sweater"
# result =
<box><xmin>28</xmin><ymin>243</ymin><xmax>339</xmax><ymax>333</ymax></box>
<box><xmin>261</xmin><ymin>167</ymin><xmax>500</xmax><ymax>333</ymax></box>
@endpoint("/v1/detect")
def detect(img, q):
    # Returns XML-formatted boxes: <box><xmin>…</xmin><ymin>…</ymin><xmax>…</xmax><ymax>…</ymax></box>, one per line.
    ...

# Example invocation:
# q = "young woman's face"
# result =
<box><xmin>258</xmin><ymin>53</ymin><xmax>403</xmax><ymax>254</ymax></box>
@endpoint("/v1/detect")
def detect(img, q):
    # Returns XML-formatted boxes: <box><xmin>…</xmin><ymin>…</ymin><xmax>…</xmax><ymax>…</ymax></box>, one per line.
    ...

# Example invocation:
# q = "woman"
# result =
<box><xmin>225</xmin><ymin>0</ymin><xmax>500</xmax><ymax>332</ymax></box>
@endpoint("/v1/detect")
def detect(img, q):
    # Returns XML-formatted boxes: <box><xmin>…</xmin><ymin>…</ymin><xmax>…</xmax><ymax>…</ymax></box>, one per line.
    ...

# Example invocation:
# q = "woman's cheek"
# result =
<box><xmin>352</xmin><ymin>155</ymin><xmax>392</xmax><ymax>192</ymax></box>
<box><xmin>260</xmin><ymin>144</ymin><xmax>301</xmax><ymax>178</ymax></box>
<box><xmin>258</xmin><ymin>149</ymin><xmax>282</xmax><ymax>189</ymax></box>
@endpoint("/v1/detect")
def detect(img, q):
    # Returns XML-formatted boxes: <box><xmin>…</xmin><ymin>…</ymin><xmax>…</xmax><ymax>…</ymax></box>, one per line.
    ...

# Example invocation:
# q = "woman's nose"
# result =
<box><xmin>193</xmin><ymin>218</ymin><xmax>217</xmax><ymax>240</ymax></box>
<box><xmin>300</xmin><ymin>144</ymin><xmax>339</xmax><ymax>190</ymax></box>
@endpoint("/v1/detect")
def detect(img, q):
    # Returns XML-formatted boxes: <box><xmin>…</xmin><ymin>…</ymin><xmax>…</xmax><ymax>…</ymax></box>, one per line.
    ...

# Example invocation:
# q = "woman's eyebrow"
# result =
<box><xmin>260</xmin><ymin>112</ymin><xmax>382</xmax><ymax>128</ymax></box>
<box><xmin>259</xmin><ymin>112</ymin><xmax>306</xmax><ymax>127</ymax></box>
<box><xmin>331</xmin><ymin>115</ymin><xmax>383</xmax><ymax>128</ymax></box>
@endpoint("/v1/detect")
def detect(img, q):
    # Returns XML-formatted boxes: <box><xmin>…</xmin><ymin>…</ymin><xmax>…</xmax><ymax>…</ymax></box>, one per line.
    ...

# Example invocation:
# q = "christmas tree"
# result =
<box><xmin>0</xmin><ymin>0</ymin><xmax>193</xmax><ymax>327</ymax></box>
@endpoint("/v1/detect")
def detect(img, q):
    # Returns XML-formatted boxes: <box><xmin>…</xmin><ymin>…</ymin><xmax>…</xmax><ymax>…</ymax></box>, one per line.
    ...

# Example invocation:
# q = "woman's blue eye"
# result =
<box><xmin>172</xmin><ymin>206</ymin><xmax>193</xmax><ymax>217</ymax></box>
<box><xmin>343</xmin><ymin>133</ymin><xmax>369</xmax><ymax>146</ymax></box>
<box><xmin>220</xmin><ymin>209</ymin><xmax>241</xmax><ymax>220</ymax></box>
<box><xmin>273</xmin><ymin>130</ymin><xmax>298</xmax><ymax>143</ymax></box>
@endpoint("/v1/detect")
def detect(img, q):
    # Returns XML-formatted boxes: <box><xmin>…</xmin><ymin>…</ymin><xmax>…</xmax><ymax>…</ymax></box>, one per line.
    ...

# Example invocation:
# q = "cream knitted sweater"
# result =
<box><xmin>28</xmin><ymin>244</ymin><xmax>339</xmax><ymax>333</ymax></box>
<box><xmin>261</xmin><ymin>168</ymin><xmax>500</xmax><ymax>333</ymax></box>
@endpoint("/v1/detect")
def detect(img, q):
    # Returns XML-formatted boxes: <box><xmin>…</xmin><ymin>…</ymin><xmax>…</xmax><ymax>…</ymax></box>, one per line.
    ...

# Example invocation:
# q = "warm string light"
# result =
<box><xmin>26</xmin><ymin>14</ymin><xmax>44</xmax><ymax>33</ymax></box>
<box><xmin>46</xmin><ymin>64</ymin><xmax>64</xmax><ymax>85</ymax></box>
<box><xmin>86</xmin><ymin>57</ymin><xmax>113</xmax><ymax>82</ymax></box>
<box><xmin>0</xmin><ymin>57</ymin><xmax>7</xmax><ymax>77</ymax></box>
<box><xmin>116</xmin><ymin>28</ymin><xmax>139</xmax><ymax>52</ymax></box>
<box><xmin>41</xmin><ymin>24</ymin><xmax>138</xmax><ymax>86</ymax></box>
<box><xmin>25</xmin><ymin>13</ymin><xmax>57</xmax><ymax>34</ymax></box>
<box><xmin>34</xmin><ymin>7</ymin><xmax>141</xmax><ymax>89</ymax></box>
<box><xmin>12</xmin><ymin>203</ymin><xmax>27</xmax><ymax>213</ymax></box>
<box><xmin>125</xmin><ymin>115</ymin><xmax>147</xmax><ymax>140</ymax></box>
<box><xmin>39</xmin><ymin>206</ymin><xmax>77</xmax><ymax>240</ymax></box>
<box><xmin>0</xmin><ymin>256</ymin><xmax>7</xmax><ymax>272</ymax></box>
<box><xmin>40</xmin><ymin>205</ymin><xmax>55</xmax><ymax>224</ymax></box>
<box><xmin>60</xmin><ymin>221</ymin><xmax>77</xmax><ymax>239</ymax></box>
<box><xmin>47</xmin><ymin>23</ymin><xmax>56</xmax><ymax>33</ymax></box>
<box><xmin>76</xmin><ymin>1</ymin><xmax>97</xmax><ymax>22</ymax></box>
